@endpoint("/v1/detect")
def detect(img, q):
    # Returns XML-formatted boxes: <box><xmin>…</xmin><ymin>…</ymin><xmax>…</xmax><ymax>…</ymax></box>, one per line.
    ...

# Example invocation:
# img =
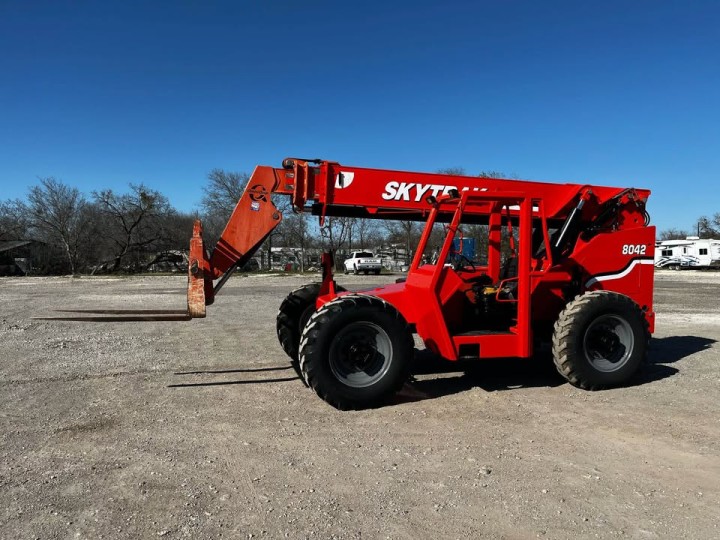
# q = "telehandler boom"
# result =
<box><xmin>186</xmin><ymin>158</ymin><xmax>654</xmax><ymax>409</ymax></box>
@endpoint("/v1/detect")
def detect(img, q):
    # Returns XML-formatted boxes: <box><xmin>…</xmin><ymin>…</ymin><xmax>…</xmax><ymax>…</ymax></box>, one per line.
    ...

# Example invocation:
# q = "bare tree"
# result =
<box><xmin>478</xmin><ymin>170</ymin><xmax>517</xmax><ymax>179</ymax></box>
<box><xmin>697</xmin><ymin>215</ymin><xmax>720</xmax><ymax>238</ymax></box>
<box><xmin>280</xmin><ymin>213</ymin><xmax>312</xmax><ymax>271</ymax></box>
<box><xmin>659</xmin><ymin>228</ymin><xmax>689</xmax><ymax>241</ymax></box>
<box><xmin>383</xmin><ymin>220</ymin><xmax>421</xmax><ymax>263</ymax></box>
<box><xmin>0</xmin><ymin>199</ymin><xmax>30</xmax><ymax>241</ymax></box>
<box><xmin>320</xmin><ymin>217</ymin><xmax>353</xmax><ymax>268</ymax></box>
<box><xmin>93</xmin><ymin>184</ymin><xmax>173</xmax><ymax>272</ymax></box>
<box><xmin>157</xmin><ymin>211</ymin><xmax>198</xmax><ymax>251</ymax></box>
<box><xmin>263</xmin><ymin>194</ymin><xmax>297</xmax><ymax>270</ymax></box>
<box><xmin>201</xmin><ymin>169</ymin><xmax>249</xmax><ymax>216</ymax></box>
<box><xmin>436</xmin><ymin>167</ymin><xmax>466</xmax><ymax>176</ymax></box>
<box><xmin>200</xmin><ymin>169</ymin><xmax>250</xmax><ymax>244</ymax></box>
<box><xmin>349</xmin><ymin>217</ymin><xmax>379</xmax><ymax>251</ymax></box>
<box><xmin>24</xmin><ymin>177</ymin><xmax>94</xmax><ymax>274</ymax></box>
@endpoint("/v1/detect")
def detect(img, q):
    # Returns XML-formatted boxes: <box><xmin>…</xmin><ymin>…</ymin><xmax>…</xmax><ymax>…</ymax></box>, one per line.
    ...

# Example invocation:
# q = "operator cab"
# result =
<box><xmin>410</xmin><ymin>191</ymin><xmax>546</xmax><ymax>340</ymax></box>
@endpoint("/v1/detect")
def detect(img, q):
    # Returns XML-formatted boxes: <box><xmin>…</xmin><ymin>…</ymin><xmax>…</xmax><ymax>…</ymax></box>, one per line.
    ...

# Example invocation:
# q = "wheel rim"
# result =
<box><xmin>328</xmin><ymin>321</ymin><xmax>393</xmax><ymax>388</ymax></box>
<box><xmin>583</xmin><ymin>314</ymin><xmax>634</xmax><ymax>372</ymax></box>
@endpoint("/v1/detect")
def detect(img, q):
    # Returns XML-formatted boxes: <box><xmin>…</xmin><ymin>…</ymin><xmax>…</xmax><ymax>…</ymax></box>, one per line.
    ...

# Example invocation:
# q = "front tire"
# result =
<box><xmin>552</xmin><ymin>291</ymin><xmax>649</xmax><ymax>390</ymax></box>
<box><xmin>299</xmin><ymin>295</ymin><xmax>413</xmax><ymax>410</ymax></box>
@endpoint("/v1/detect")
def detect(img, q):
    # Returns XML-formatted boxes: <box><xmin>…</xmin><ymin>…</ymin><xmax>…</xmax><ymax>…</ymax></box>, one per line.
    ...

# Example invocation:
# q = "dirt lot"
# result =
<box><xmin>1</xmin><ymin>270</ymin><xmax>719</xmax><ymax>539</ymax></box>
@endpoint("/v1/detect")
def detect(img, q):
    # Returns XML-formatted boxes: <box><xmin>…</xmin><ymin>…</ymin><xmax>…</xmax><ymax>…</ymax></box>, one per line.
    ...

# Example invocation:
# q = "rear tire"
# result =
<box><xmin>276</xmin><ymin>283</ymin><xmax>346</xmax><ymax>375</ymax></box>
<box><xmin>552</xmin><ymin>291</ymin><xmax>649</xmax><ymax>390</ymax></box>
<box><xmin>299</xmin><ymin>295</ymin><xmax>413</xmax><ymax>410</ymax></box>
<box><xmin>277</xmin><ymin>283</ymin><xmax>322</xmax><ymax>363</ymax></box>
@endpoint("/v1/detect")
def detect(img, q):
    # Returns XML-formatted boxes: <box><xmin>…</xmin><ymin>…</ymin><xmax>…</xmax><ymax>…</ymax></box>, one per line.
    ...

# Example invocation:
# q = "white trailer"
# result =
<box><xmin>655</xmin><ymin>237</ymin><xmax>720</xmax><ymax>269</ymax></box>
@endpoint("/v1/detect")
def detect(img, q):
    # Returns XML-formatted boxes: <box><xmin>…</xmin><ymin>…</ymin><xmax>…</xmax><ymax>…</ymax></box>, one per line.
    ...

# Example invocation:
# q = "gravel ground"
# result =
<box><xmin>1</xmin><ymin>270</ymin><xmax>719</xmax><ymax>539</ymax></box>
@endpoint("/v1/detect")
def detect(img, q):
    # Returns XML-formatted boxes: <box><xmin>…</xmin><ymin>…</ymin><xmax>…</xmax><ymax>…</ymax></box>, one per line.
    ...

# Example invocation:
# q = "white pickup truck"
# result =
<box><xmin>343</xmin><ymin>251</ymin><xmax>382</xmax><ymax>275</ymax></box>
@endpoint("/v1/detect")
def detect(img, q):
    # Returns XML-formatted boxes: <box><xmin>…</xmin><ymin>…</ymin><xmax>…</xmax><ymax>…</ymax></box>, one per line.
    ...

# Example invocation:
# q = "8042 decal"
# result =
<box><xmin>622</xmin><ymin>244</ymin><xmax>647</xmax><ymax>255</ymax></box>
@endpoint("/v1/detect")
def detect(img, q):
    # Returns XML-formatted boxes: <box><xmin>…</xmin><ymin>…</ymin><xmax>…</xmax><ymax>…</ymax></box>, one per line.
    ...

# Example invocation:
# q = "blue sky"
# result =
<box><xmin>1</xmin><ymin>0</ymin><xmax>718</xmax><ymax>233</ymax></box>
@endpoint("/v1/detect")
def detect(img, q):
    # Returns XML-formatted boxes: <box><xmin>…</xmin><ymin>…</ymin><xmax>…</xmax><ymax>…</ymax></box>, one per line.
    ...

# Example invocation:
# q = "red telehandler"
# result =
<box><xmin>186</xmin><ymin>158</ymin><xmax>655</xmax><ymax>409</ymax></box>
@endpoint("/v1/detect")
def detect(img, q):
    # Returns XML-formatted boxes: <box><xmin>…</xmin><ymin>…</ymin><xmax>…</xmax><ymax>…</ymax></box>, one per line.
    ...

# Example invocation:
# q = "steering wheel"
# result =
<box><xmin>453</xmin><ymin>254</ymin><xmax>476</xmax><ymax>272</ymax></box>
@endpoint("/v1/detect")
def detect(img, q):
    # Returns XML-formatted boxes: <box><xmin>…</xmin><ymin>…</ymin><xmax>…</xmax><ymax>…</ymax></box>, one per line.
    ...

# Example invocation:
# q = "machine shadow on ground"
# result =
<box><xmin>393</xmin><ymin>349</ymin><xmax>564</xmax><ymax>405</ymax></box>
<box><xmin>165</xmin><ymin>336</ymin><xmax>713</xmax><ymax>402</ymax></box>
<box><xmin>168</xmin><ymin>365</ymin><xmax>298</xmax><ymax>388</ymax></box>
<box><xmin>394</xmin><ymin>335</ymin><xmax>715</xmax><ymax>405</ymax></box>
<box><xmin>630</xmin><ymin>335</ymin><xmax>717</xmax><ymax>387</ymax></box>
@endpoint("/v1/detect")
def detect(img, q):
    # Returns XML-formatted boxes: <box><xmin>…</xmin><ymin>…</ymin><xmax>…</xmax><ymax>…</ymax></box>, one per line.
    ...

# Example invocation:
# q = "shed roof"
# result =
<box><xmin>0</xmin><ymin>240</ymin><xmax>32</xmax><ymax>253</ymax></box>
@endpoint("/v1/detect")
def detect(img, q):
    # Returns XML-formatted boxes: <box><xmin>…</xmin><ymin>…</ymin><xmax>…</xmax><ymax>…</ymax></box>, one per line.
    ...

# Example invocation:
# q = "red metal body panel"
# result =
<box><xmin>577</xmin><ymin>227</ymin><xmax>656</xmax><ymax>332</ymax></box>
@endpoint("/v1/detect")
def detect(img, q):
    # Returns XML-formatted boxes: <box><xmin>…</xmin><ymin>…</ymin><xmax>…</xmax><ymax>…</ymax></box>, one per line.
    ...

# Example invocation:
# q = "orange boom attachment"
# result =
<box><xmin>186</xmin><ymin>165</ymin><xmax>289</xmax><ymax>317</ymax></box>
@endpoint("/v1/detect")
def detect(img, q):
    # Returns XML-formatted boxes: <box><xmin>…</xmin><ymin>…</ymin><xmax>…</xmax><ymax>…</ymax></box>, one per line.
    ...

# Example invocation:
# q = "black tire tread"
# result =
<box><xmin>299</xmin><ymin>294</ymin><xmax>414</xmax><ymax>410</ymax></box>
<box><xmin>552</xmin><ymin>291</ymin><xmax>650</xmax><ymax>390</ymax></box>
<box><xmin>276</xmin><ymin>283</ymin><xmax>321</xmax><ymax>363</ymax></box>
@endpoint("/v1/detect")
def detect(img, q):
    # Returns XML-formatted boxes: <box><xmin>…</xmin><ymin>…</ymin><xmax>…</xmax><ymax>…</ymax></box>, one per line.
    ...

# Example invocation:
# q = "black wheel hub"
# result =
<box><xmin>587</xmin><ymin>325</ymin><xmax>623</xmax><ymax>362</ymax></box>
<box><xmin>328</xmin><ymin>321</ymin><xmax>393</xmax><ymax>388</ymax></box>
<box><xmin>583</xmin><ymin>314</ymin><xmax>634</xmax><ymax>372</ymax></box>
<box><xmin>348</xmin><ymin>341</ymin><xmax>376</xmax><ymax>369</ymax></box>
